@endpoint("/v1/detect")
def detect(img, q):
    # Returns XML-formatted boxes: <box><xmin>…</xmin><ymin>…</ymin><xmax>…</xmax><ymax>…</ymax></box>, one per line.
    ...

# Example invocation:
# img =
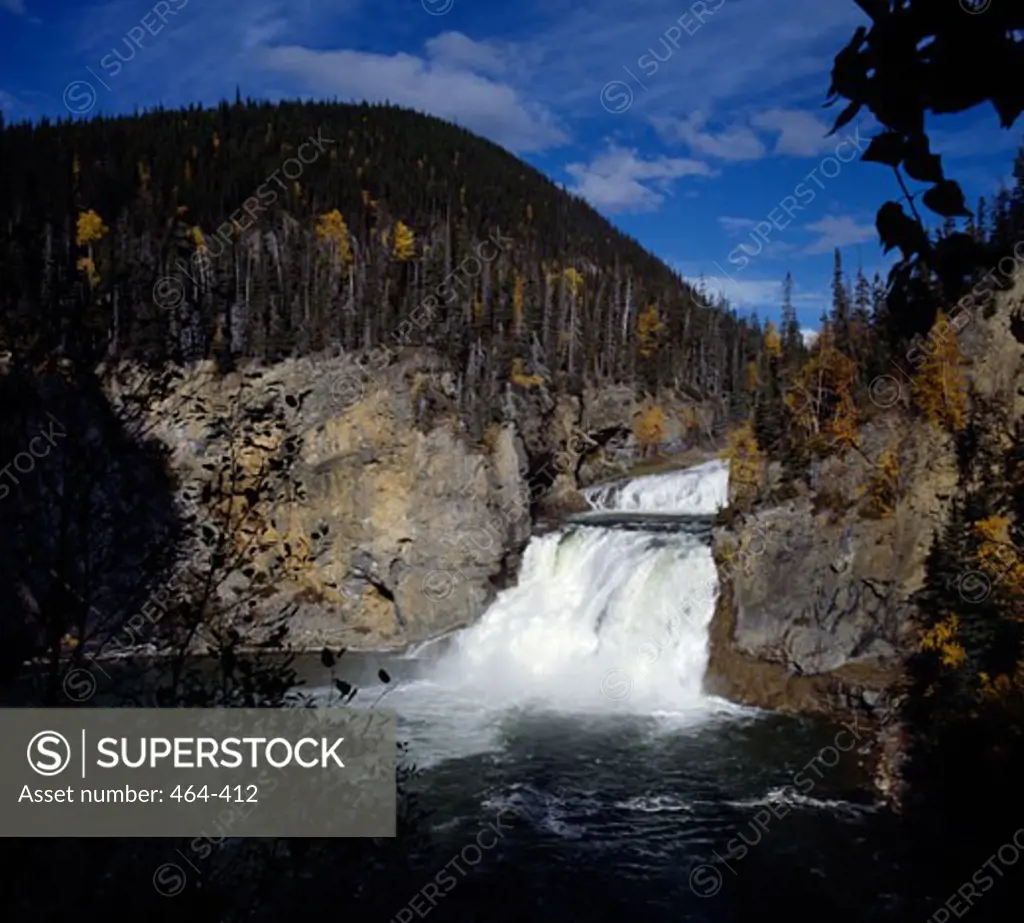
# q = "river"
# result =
<box><xmin>289</xmin><ymin>460</ymin><xmax>942</xmax><ymax>921</ymax></box>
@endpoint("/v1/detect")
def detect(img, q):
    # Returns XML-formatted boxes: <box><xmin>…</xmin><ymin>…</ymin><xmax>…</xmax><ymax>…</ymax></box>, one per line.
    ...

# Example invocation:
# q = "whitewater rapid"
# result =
<box><xmin>433</xmin><ymin>459</ymin><xmax>731</xmax><ymax>712</ymax></box>
<box><xmin>311</xmin><ymin>459</ymin><xmax>736</xmax><ymax>766</ymax></box>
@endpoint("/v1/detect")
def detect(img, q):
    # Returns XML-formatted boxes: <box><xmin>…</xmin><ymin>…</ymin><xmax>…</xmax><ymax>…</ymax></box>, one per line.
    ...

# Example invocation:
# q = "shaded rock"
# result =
<box><xmin>706</xmin><ymin>420</ymin><xmax>958</xmax><ymax>720</ymax></box>
<box><xmin>137</xmin><ymin>349</ymin><xmax>534</xmax><ymax>651</ymax></box>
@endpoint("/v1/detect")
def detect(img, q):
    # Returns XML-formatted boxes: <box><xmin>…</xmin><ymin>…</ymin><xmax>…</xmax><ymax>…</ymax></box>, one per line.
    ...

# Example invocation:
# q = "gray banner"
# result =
<box><xmin>3</xmin><ymin>708</ymin><xmax>395</xmax><ymax>837</ymax></box>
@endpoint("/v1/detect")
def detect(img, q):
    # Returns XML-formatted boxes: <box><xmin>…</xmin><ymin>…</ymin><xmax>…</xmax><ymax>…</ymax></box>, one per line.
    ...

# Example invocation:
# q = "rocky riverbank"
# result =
<box><xmin>704</xmin><ymin>271</ymin><xmax>1024</xmax><ymax>806</ymax></box>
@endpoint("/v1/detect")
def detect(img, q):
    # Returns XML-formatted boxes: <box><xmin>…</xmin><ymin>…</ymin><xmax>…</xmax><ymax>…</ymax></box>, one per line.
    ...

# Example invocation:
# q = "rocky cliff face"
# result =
<box><xmin>704</xmin><ymin>272</ymin><xmax>1024</xmax><ymax>803</ymax></box>
<box><xmin>704</xmin><ymin>418</ymin><xmax>957</xmax><ymax>718</ymax></box>
<box><xmin>127</xmin><ymin>350</ymin><xmax>528</xmax><ymax>651</ymax></box>
<box><xmin>129</xmin><ymin>348</ymin><xmax>713</xmax><ymax>652</ymax></box>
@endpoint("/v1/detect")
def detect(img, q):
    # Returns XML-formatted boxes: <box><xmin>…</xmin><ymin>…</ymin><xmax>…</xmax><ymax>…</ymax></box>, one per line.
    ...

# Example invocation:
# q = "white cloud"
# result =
<box><xmin>659</xmin><ymin>108</ymin><xmax>842</xmax><ymax>162</ymax></box>
<box><xmin>750</xmin><ymin>108</ymin><xmax>835</xmax><ymax>157</ymax></box>
<box><xmin>801</xmin><ymin>327</ymin><xmax>819</xmax><ymax>347</ymax></box>
<box><xmin>545</xmin><ymin>0</ymin><xmax>866</xmax><ymax>116</ymax></box>
<box><xmin>260</xmin><ymin>44</ymin><xmax>568</xmax><ymax>153</ymax></box>
<box><xmin>653</xmin><ymin>111</ymin><xmax>766</xmax><ymax>161</ymax></box>
<box><xmin>424</xmin><ymin>32</ymin><xmax>508</xmax><ymax>76</ymax></box>
<box><xmin>804</xmin><ymin>215</ymin><xmax>876</xmax><ymax>254</ymax></box>
<box><xmin>672</xmin><ymin>259</ymin><xmax>830</xmax><ymax>314</ymax></box>
<box><xmin>566</xmin><ymin>145</ymin><xmax>713</xmax><ymax>213</ymax></box>
<box><xmin>928</xmin><ymin>120</ymin><xmax>1023</xmax><ymax>162</ymax></box>
<box><xmin>718</xmin><ymin>216</ymin><xmax>759</xmax><ymax>234</ymax></box>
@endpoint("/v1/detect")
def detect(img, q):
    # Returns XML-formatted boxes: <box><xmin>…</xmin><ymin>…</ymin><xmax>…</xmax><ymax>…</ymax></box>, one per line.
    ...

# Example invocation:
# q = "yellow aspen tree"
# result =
<box><xmin>637</xmin><ymin>304</ymin><xmax>665</xmax><ymax>358</ymax></box>
<box><xmin>974</xmin><ymin>515</ymin><xmax>1024</xmax><ymax>600</ymax></box>
<box><xmin>786</xmin><ymin>341</ymin><xmax>858</xmax><ymax>453</ymax></box>
<box><xmin>829</xmin><ymin>356</ymin><xmax>860</xmax><ymax>450</ymax></box>
<box><xmin>563</xmin><ymin>267</ymin><xmax>584</xmax><ymax>301</ymax></box>
<box><xmin>315</xmin><ymin>209</ymin><xmax>354</xmax><ymax>271</ymax></box>
<box><xmin>75</xmin><ymin>210</ymin><xmax>108</xmax><ymax>247</ymax></box>
<box><xmin>764</xmin><ymin>320</ymin><xmax>782</xmax><ymax>358</ymax></box>
<box><xmin>862</xmin><ymin>443</ymin><xmax>901</xmax><ymax>518</ymax></box>
<box><xmin>721</xmin><ymin>418</ymin><xmax>764</xmax><ymax>507</ymax></box>
<box><xmin>392</xmin><ymin>221</ymin><xmax>415</xmax><ymax>261</ymax></box>
<box><xmin>912</xmin><ymin>311</ymin><xmax>968</xmax><ymax>432</ymax></box>
<box><xmin>920</xmin><ymin>615</ymin><xmax>967</xmax><ymax>668</ymax></box>
<box><xmin>634</xmin><ymin>403</ymin><xmax>666</xmax><ymax>456</ymax></box>
<box><xmin>76</xmin><ymin>257</ymin><xmax>100</xmax><ymax>288</ymax></box>
<box><xmin>75</xmin><ymin>210</ymin><xmax>108</xmax><ymax>287</ymax></box>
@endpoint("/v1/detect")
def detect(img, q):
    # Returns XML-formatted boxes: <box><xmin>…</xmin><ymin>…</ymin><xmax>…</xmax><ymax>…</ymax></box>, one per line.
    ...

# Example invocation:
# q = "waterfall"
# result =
<box><xmin>582</xmin><ymin>458</ymin><xmax>729</xmax><ymax>514</ymax></box>
<box><xmin>435</xmin><ymin>460</ymin><xmax>730</xmax><ymax>712</ymax></box>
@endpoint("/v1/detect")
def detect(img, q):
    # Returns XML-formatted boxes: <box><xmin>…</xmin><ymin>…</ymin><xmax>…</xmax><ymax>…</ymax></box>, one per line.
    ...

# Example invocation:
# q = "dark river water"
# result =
<box><xmin>289</xmin><ymin>652</ymin><xmax>944</xmax><ymax>923</ymax></box>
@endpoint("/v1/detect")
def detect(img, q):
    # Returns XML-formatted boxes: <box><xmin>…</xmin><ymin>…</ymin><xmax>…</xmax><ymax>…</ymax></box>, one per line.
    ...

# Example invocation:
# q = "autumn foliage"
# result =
<box><xmin>316</xmin><ymin>209</ymin><xmax>354</xmax><ymax>269</ymax></box>
<box><xmin>636</xmin><ymin>304</ymin><xmax>665</xmax><ymax>359</ymax></box>
<box><xmin>861</xmin><ymin>442</ymin><xmax>901</xmax><ymax>519</ymax></box>
<box><xmin>391</xmin><ymin>220</ymin><xmax>416</xmax><ymax>261</ymax></box>
<box><xmin>911</xmin><ymin>311</ymin><xmax>968</xmax><ymax>433</ymax></box>
<box><xmin>785</xmin><ymin>327</ymin><xmax>859</xmax><ymax>455</ymax></box>
<box><xmin>633</xmin><ymin>402</ymin><xmax>665</xmax><ymax>456</ymax></box>
<box><xmin>722</xmin><ymin>419</ymin><xmax>764</xmax><ymax>508</ymax></box>
<box><xmin>75</xmin><ymin>209</ymin><xmax>108</xmax><ymax>247</ymax></box>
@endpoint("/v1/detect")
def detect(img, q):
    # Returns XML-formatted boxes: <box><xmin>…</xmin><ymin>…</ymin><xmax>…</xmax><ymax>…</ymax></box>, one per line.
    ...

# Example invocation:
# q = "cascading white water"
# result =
<box><xmin>435</xmin><ymin>460</ymin><xmax>731</xmax><ymax>712</ymax></box>
<box><xmin>582</xmin><ymin>458</ymin><xmax>729</xmax><ymax>514</ymax></box>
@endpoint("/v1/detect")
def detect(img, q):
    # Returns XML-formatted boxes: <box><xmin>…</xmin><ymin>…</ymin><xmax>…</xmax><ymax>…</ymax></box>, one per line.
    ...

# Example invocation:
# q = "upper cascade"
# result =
<box><xmin>582</xmin><ymin>459</ymin><xmax>729</xmax><ymax>515</ymax></box>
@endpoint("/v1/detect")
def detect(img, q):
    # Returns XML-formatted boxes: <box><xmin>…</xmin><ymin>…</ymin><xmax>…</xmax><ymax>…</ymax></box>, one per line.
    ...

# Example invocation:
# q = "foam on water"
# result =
<box><xmin>314</xmin><ymin>460</ymin><xmax>735</xmax><ymax>766</ymax></box>
<box><xmin>432</xmin><ymin>459</ymin><xmax>731</xmax><ymax>713</ymax></box>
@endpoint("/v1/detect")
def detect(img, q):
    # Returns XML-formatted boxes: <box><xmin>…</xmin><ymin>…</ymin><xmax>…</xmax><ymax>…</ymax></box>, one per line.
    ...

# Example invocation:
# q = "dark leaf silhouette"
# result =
<box><xmin>862</xmin><ymin>132</ymin><xmax>904</xmax><ymax>167</ymax></box>
<box><xmin>378</xmin><ymin>668</ymin><xmax>391</xmax><ymax>684</ymax></box>
<box><xmin>922</xmin><ymin>180</ymin><xmax>971</xmax><ymax>219</ymax></box>
<box><xmin>876</xmin><ymin>201</ymin><xmax>927</xmax><ymax>258</ymax></box>
<box><xmin>902</xmin><ymin>134</ymin><xmax>944</xmax><ymax>184</ymax></box>
<box><xmin>320</xmin><ymin>647</ymin><xmax>335</xmax><ymax>669</ymax></box>
<box><xmin>828</xmin><ymin>99</ymin><xmax>863</xmax><ymax>135</ymax></box>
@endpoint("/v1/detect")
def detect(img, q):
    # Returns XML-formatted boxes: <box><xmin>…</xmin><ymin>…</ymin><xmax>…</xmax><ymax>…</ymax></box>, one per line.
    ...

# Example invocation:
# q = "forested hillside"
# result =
<box><xmin>0</xmin><ymin>99</ymin><xmax>772</xmax><ymax>428</ymax></box>
<box><xmin>4</xmin><ymin>97</ymin><xmax>1021</xmax><ymax>450</ymax></box>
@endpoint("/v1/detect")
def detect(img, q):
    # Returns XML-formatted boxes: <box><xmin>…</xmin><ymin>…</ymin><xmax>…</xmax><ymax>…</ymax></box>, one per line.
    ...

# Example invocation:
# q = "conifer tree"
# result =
<box><xmin>830</xmin><ymin>249</ymin><xmax>853</xmax><ymax>358</ymax></box>
<box><xmin>780</xmin><ymin>272</ymin><xmax>802</xmax><ymax>360</ymax></box>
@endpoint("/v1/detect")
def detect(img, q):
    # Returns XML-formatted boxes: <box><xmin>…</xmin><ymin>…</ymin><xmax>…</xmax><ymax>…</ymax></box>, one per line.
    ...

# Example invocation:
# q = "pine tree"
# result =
<box><xmin>830</xmin><ymin>249</ymin><xmax>853</xmax><ymax>358</ymax></box>
<box><xmin>780</xmin><ymin>272</ymin><xmax>801</xmax><ymax>359</ymax></box>
<box><xmin>974</xmin><ymin>196</ymin><xmax>988</xmax><ymax>243</ymax></box>
<box><xmin>753</xmin><ymin>349</ymin><xmax>785</xmax><ymax>458</ymax></box>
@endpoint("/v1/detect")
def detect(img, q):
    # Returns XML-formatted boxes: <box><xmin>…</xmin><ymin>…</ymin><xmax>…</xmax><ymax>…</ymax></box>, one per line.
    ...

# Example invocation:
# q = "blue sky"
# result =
<box><xmin>1</xmin><ymin>0</ymin><xmax>1021</xmax><ymax>330</ymax></box>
